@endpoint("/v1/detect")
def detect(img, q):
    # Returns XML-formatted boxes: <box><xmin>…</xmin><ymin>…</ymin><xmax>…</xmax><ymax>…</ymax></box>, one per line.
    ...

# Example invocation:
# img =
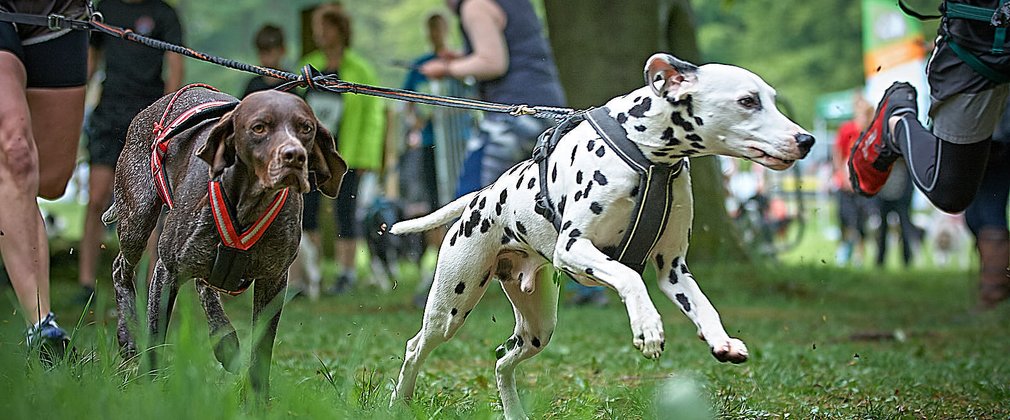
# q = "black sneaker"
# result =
<box><xmin>27</xmin><ymin>312</ymin><xmax>71</xmax><ymax>365</ymax></box>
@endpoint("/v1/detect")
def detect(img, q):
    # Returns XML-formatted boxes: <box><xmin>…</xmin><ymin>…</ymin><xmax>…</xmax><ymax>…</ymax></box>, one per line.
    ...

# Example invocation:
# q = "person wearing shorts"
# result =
<box><xmin>0</xmin><ymin>0</ymin><xmax>90</xmax><ymax>358</ymax></box>
<box><xmin>850</xmin><ymin>0</ymin><xmax>1010</xmax><ymax>213</ymax></box>
<box><xmin>849</xmin><ymin>1</ymin><xmax>1010</xmax><ymax>309</ymax></box>
<box><xmin>77</xmin><ymin>0</ymin><xmax>183</xmax><ymax>304</ymax></box>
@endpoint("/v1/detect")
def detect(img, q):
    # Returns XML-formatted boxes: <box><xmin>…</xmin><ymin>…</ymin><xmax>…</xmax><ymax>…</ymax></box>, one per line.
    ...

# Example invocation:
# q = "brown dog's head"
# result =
<box><xmin>196</xmin><ymin>90</ymin><xmax>346</xmax><ymax>197</ymax></box>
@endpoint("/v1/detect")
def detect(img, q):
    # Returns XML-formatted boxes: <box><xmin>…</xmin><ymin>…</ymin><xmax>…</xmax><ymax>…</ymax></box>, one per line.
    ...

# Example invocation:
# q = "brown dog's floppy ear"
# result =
<box><xmin>644</xmin><ymin>53</ymin><xmax>698</xmax><ymax>99</ymax></box>
<box><xmin>196</xmin><ymin>111</ymin><xmax>237</xmax><ymax>178</ymax></box>
<box><xmin>308</xmin><ymin>122</ymin><xmax>347</xmax><ymax>198</ymax></box>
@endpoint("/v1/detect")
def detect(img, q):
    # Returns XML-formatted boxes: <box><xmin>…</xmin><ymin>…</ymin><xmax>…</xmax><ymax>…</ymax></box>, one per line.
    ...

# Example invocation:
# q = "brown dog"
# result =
<box><xmin>104</xmin><ymin>87</ymin><xmax>345</xmax><ymax>395</ymax></box>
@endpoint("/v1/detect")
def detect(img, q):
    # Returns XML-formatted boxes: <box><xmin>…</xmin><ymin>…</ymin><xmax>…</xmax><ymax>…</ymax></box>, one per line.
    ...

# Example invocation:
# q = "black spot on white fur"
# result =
<box><xmin>595</xmin><ymin>146</ymin><xmax>606</xmax><ymax>157</ymax></box>
<box><xmin>451</xmin><ymin>308</ymin><xmax>458</xmax><ymax>316</ymax></box>
<box><xmin>676</xmin><ymin>293</ymin><xmax>691</xmax><ymax>312</ymax></box>
<box><xmin>628</xmin><ymin>97</ymin><xmax>651</xmax><ymax>118</ymax></box>
<box><xmin>585</xmin><ymin>267</ymin><xmax>594</xmax><ymax>276</ymax></box>
<box><xmin>656</xmin><ymin>254</ymin><xmax>666</xmax><ymax>271</ymax></box>
<box><xmin>558</xmin><ymin>195</ymin><xmax>567</xmax><ymax>215</ymax></box>
<box><xmin>515</xmin><ymin>221</ymin><xmax>527</xmax><ymax>235</ymax></box>
<box><xmin>635</xmin><ymin>125</ymin><xmax>646</xmax><ymax>132</ymax></box>
<box><xmin>586</xmin><ymin>139</ymin><xmax>596</xmax><ymax>152</ymax></box>
<box><xmin>527</xmin><ymin>177</ymin><xmax>536</xmax><ymax>189</ymax></box>
<box><xmin>455</xmin><ymin>282</ymin><xmax>466</xmax><ymax>294</ymax></box>
<box><xmin>616</xmin><ymin>113</ymin><xmax>628</xmax><ymax>124</ymax></box>
<box><xmin>593</xmin><ymin>170</ymin><xmax>608</xmax><ymax>185</ymax></box>
<box><xmin>576</xmin><ymin>171</ymin><xmax>583</xmax><ymax>184</ymax></box>
<box><xmin>590</xmin><ymin>202</ymin><xmax>603</xmax><ymax>214</ymax></box>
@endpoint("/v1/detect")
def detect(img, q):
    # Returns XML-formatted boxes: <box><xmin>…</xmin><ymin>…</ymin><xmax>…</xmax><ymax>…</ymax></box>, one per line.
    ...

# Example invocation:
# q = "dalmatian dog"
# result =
<box><xmin>389</xmin><ymin>53</ymin><xmax>814</xmax><ymax>419</ymax></box>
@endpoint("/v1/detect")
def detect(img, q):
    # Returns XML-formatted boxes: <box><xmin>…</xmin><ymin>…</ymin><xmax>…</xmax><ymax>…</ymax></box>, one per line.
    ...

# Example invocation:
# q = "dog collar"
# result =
<box><xmin>533</xmin><ymin>107</ymin><xmax>685</xmax><ymax>274</ymax></box>
<box><xmin>150</xmin><ymin>84</ymin><xmax>238</xmax><ymax>209</ymax></box>
<box><xmin>204</xmin><ymin>180</ymin><xmax>290</xmax><ymax>295</ymax></box>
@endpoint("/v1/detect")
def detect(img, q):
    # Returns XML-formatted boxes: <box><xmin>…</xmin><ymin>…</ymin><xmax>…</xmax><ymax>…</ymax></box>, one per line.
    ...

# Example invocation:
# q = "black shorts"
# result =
<box><xmin>85</xmin><ymin>101</ymin><xmax>152</xmax><ymax>167</ymax></box>
<box><xmin>0</xmin><ymin>22</ymin><xmax>88</xmax><ymax>88</ymax></box>
<box><xmin>302</xmin><ymin>168</ymin><xmax>361</xmax><ymax>238</ymax></box>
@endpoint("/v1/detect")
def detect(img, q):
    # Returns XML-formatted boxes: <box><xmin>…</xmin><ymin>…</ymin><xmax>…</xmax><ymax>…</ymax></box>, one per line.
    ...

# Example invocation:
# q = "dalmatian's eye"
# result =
<box><xmin>251</xmin><ymin>123</ymin><xmax>268</xmax><ymax>135</ymax></box>
<box><xmin>737</xmin><ymin>96</ymin><xmax>761</xmax><ymax>110</ymax></box>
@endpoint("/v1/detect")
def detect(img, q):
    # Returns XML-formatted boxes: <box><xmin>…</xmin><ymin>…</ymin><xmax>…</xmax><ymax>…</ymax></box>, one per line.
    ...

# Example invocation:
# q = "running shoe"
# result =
<box><xmin>848</xmin><ymin>82</ymin><xmax>918</xmax><ymax>196</ymax></box>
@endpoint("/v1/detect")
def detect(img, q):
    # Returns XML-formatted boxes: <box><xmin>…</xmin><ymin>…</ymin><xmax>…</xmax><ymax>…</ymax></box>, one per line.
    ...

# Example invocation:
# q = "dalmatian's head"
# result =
<box><xmin>632</xmin><ymin>53</ymin><xmax>814</xmax><ymax>170</ymax></box>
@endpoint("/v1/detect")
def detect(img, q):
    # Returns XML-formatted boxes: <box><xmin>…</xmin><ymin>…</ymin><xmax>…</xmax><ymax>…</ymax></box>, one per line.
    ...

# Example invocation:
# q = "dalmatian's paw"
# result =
<box><xmin>631</xmin><ymin>315</ymin><xmax>666</xmax><ymax>359</ymax></box>
<box><xmin>710</xmin><ymin>337</ymin><xmax>748</xmax><ymax>364</ymax></box>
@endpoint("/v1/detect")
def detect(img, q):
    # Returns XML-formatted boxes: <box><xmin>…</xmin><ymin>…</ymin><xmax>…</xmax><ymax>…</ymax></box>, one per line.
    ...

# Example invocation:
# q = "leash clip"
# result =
<box><xmin>46</xmin><ymin>14</ymin><xmax>65</xmax><ymax>31</ymax></box>
<box><xmin>510</xmin><ymin>105</ymin><xmax>536</xmax><ymax>116</ymax></box>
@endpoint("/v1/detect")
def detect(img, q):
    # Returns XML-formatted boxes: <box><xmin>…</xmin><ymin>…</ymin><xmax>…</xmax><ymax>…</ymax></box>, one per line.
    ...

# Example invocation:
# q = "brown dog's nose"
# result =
<box><xmin>794</xmin><ymin>133</ymin><xmax>815</xmax><ymax>156</ymax></box>
<box><xmin>281</xmin><ymin>145</ymin><xmax>307</xmax><ymax>167</ymax></box>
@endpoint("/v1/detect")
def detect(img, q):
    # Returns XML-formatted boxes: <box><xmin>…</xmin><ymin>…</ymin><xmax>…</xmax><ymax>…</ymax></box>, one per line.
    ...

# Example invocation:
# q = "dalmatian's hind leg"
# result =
<box><xmin>495</xmin><ymin>262</ymin><xmax>558</xmax><ymax>420</ymax></box>
<box><xmin>391</xmin><ymin>232</ymin><xmax>498</xmax><ymax>404</ymax></box>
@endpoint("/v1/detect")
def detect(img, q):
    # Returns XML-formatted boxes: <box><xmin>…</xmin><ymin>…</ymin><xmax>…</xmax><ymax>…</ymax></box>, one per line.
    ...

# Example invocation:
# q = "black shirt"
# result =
<box><xmin>91</xmin><ymin>0</ymin><xmax>182</xmax><ymax>105</ymax></box>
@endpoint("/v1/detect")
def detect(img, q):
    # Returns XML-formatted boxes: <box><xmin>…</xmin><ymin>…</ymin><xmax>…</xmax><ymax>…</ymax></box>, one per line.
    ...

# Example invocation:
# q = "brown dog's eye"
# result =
<box><xmin>737</xmin><ymin>96</ymin><xmax>761</xmax><ymax>110</ymax></box>
<box><xmin>301</xmin><ymin>123</ymin><xmax>314</xmax><ymax>135</ymax></box>
<box><xmin>251</xmin><ymin>123</ymin><xmax>267</xmax><ymax>135</ymax></box>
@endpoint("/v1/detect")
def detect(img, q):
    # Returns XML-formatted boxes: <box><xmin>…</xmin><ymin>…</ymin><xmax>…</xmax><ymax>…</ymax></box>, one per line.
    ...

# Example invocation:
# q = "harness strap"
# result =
<box><xmin>0</xmin><ymin>10</ymin><xmax>94</xmax><ymax>31</ymax></box>
<box><xmin>948</xmin><ymin>38</ymin><xmax>1010</xmax><ymax>82</ymax></box>
<box><xmin>205</xmin><ymin>180</ymin><xmax>290</xmax><ymax>296</ymax></box>
<box><xmin>534</xmin><ymin>107</ymin><xmax>684</xmax><ymax>275</ymax></box>
<box><xmin>533</xmin><ymin>112</ymin><xmax>588</xmax><ymax>231</ymax></box>
<box><xmin>147</xmin><ymin>84</ymin><xmax>236</xmax><ymax>208</ymax></box>
<box><xmin>585</xmin><ymin>108</ymin><xmax>685</xmax><ymax>274</ymax></box>
<box><xmin>208</xmin><ymin>181</ymin><xmax>290</xmax><ymax>252</ymax></box>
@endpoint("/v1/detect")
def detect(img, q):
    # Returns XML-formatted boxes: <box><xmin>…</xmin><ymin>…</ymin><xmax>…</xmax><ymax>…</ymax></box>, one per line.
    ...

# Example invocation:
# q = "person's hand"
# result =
<box><xmin>437</xmin><ymin>50</ymin><xmax>462</xmax><ymax>60</ymax></box>
<box><xmin>419</xmin><ymin>58</ymin><xmax>452</xmax><ymax>79</ymax></box>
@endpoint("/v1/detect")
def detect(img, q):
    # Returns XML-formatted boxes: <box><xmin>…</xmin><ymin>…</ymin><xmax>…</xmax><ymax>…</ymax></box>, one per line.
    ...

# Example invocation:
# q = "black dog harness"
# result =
<box><xmin>533</xmin><ymin>107</ymin><xmax>685</xmax><ymax>274</ymax></box>
<box><xmin>151</xmin><ymin>84</ymin><xmax>288</xmax><ymax>296</ymax></box>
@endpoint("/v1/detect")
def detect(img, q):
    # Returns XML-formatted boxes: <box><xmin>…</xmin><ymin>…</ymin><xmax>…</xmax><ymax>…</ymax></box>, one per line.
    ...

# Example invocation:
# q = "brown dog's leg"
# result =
<box><xmin>112</xmin><ymin>253</ymin><xmax>140</xmax><ymax>358</ymax></box>
<box><xmin>249</xmin><ymin>274</ymin><xmax>286</xmax><ymax>398</ymax></box>
<box><xmin>146</xmin><ymin>259</ymin><xmax>179</xmax><ymax>373</ymax></box>
<box><xmin>197</xmin><ymin>281</ymin><xmax>240</xmax><ymax>372</ymax></box>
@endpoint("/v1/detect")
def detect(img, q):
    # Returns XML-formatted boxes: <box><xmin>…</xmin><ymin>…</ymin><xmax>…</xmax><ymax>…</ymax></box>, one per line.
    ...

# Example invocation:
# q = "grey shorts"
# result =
<box><xmin>928</xmin><ymin>36</ymin><xmax>1010</xmax><ymax>144</ymax></box>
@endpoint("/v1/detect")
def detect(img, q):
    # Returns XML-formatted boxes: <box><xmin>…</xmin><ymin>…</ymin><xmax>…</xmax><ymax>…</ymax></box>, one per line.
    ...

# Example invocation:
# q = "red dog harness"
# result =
<box><xmin>151</xmin><ymin>84</ymin><xmax>289</xmax><ymax>296</ymax></box>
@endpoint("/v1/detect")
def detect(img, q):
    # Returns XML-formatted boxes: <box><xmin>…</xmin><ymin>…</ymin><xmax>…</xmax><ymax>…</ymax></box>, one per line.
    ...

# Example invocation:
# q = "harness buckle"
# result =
<box><xmin>46</xmin><ymin>14</ymin><xmax>65</xmax><ymax>31</ymax></box>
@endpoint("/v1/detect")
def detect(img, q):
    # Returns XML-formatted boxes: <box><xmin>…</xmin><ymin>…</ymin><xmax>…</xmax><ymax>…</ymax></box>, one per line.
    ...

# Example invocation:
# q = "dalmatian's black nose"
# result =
<box><xmin>794</xmin><ymin>133</ymin><xmax>815</xmax><ymax>157</ymax></box>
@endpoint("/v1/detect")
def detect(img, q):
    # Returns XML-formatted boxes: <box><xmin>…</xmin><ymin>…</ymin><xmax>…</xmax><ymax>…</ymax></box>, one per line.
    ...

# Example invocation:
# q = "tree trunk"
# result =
<box><xmin>545</xmin><ymin>0</ymin><xmax>749</xmax><ymax>262</ymax></box>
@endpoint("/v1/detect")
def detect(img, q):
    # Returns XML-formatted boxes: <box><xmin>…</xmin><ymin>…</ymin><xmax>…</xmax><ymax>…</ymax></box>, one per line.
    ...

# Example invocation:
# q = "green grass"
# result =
<box><xmin>1</xmin><ymin>258</ymin><xmax>1008</xmax><ymax>419</ymax></box>
<box><xmin>0</xmin><ymin>200</ymin><xmax>1006</xmax><ymax>419</ymax></box>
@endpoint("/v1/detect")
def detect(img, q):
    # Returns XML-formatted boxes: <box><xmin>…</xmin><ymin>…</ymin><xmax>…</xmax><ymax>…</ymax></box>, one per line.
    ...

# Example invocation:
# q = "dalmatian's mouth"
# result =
<box><xmin>746</xmin><ymin>147</ymin><xmax>796</xmax><ymax>170</ymax></box>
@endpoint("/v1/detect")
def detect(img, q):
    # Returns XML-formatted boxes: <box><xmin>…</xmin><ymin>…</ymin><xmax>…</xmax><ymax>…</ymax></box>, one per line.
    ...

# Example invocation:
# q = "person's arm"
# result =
<box><xmin>421</xmin><ymin>0</ymin><xmax>507</xmax><ymax>80</ymax></box>
<box><xmin>164</xmin><ymin>52</ymin><xmax>184</xmax><ymax>93</ymax></box>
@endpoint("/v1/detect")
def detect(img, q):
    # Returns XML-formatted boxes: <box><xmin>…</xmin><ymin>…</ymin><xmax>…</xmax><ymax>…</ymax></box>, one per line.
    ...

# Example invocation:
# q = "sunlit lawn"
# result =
<box><xmin>0</xmin><ymin>197</ymin><xmax>1006</xmax><ymax>419</ymax></box>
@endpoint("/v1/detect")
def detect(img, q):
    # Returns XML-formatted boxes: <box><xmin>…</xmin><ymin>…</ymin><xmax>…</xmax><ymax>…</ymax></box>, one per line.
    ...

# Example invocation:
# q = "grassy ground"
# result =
<box><xmin>0</xmin><ymin>201</ymin><xmax>1007</xmax><ymax>419</ymax></box>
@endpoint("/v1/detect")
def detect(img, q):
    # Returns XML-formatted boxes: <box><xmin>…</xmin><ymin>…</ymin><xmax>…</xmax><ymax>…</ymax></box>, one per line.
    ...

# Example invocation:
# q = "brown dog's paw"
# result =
<box><xmin>214</xmin><ymin>331</ymin><xmax>241</xmax><ymax>373</ymax></box>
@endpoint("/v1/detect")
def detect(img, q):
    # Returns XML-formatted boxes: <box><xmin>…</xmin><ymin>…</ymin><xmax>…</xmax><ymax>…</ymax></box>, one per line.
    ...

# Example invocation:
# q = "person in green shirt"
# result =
<box><xmin>298</xmin><ymin>3</ymin><xmax>386</xmax><ymax>295</ymax></box>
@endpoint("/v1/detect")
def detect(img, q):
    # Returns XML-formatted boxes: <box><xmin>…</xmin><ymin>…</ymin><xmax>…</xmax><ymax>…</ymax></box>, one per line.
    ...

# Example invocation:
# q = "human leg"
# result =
<box><xmin>330</xmin><ymin>169</ymin><xmax>360</xmax><ymax>294</ymax></box>
<box><xmin>78</xmin><ymin>164</ymin><xmax>115</xmax><ymax>296</ymax></box>
<box><xmin>964</xmin><ymin>142</ymin><xmax>1010</xmax><ymax>309</ymax></box>
<box><xmin>0</xmin><ymin>51</ymin><xmax>49</xmax><ymax>326</ymax></box>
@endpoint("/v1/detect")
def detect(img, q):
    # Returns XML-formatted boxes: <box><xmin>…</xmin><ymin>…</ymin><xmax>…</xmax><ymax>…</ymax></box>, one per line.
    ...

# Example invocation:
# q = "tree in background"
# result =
<box><xmin>545</xmin><ymin>0</ymin><xmax>750</xmax><ymax>261</ymax></box>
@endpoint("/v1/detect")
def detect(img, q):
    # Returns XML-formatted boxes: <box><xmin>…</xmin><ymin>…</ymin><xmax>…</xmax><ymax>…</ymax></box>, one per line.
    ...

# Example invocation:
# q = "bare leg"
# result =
<box><xmin>79</xmin><ymin>164</ymin><xmax>115</xmax><ymax>289</ymax></box>
<box><xmin>0</xmin><ymin>52</ymin><xmax>83</xmax><ymax>325</ymax></box>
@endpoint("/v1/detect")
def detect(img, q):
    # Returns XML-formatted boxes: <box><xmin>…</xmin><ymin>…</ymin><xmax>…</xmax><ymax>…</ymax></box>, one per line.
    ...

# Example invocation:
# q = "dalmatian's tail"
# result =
<box><xmin>390</xmin><ymin>191</ymin><xmax>478</xmax><ymax>234</ymax></box>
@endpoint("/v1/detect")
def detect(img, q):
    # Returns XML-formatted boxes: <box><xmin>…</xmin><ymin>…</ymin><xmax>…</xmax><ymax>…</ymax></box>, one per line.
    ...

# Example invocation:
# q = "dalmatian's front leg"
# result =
<box><xmin>656</xmin><ymin>255</ymin><xmax>747</xmax><ymax>363</ymax></box>
<box><xmin>554</xmin><ymin>238</ymin><xmax>665</xmax><ymax>359</ymax></box>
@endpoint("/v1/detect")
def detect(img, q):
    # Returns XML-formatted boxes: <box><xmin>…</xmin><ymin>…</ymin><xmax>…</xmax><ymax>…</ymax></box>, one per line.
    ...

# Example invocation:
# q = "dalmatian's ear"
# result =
<box><xmin>644</xmin><ymin>53</ymin><xmax>698</xmax><ymax>99</ymax></box>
